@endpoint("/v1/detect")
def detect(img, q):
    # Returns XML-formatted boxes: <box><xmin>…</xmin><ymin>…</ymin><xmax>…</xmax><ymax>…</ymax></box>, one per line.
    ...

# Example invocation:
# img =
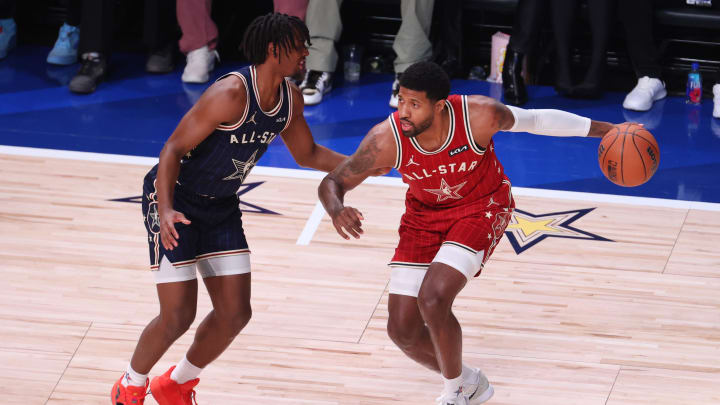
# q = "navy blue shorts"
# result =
<box><xmin>141</xmin><ymin>170</ymin><xmax>250</xmax><ymax>280</ymax></box>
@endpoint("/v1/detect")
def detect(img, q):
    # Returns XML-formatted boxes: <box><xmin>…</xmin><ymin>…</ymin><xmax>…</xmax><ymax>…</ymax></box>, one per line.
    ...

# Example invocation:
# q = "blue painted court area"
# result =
<box><xmin>2</xmin><ymin>45</ymin><xmax>720</xmax><ymax>203</ymax></box>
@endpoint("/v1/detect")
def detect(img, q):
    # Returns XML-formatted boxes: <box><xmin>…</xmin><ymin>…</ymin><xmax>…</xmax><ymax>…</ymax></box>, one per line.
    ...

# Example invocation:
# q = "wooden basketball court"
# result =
<box><xmin>1</xmin><ymin>151</ymin><xmax>719</xmax><ymax>404</ymax></box>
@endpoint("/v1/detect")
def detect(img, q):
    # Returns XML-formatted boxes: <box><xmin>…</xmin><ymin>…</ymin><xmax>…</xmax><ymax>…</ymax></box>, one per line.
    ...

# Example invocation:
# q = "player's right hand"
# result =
<box><xmin>329</xmin><ymin>206</ymin><xmax>364</xmax><ymax>240</ymax></box>
<box><xmin>159</xmin><ymin>208</ymin><xmax>192</xmax><ymax>250</ymax></box>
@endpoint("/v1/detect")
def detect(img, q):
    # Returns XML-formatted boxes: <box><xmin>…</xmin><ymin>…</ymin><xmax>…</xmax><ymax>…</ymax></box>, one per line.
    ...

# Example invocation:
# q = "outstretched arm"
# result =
<box><xmin>281</xmin><ymin>84</ymin><xmax>347</xmax><ymax>172</ymax></box>
<box><xmin>464</xmin><ymin>95</ymin><xmax>615</xmax><ymax>146</ymax></box>
<box><xmin>318</xmin><ymin>121</ymin><xmax>397</xmax><ymax>239</ymax></box>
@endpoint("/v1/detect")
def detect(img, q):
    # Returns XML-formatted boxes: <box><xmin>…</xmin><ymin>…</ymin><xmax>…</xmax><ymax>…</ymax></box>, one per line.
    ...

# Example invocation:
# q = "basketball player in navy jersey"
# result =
<box><xmin>319</xmin><ymin>62</ymin><xmax>617</xmax><ymax>404</ymax></box>
<box><xmin>111</xmin><ymin>14</ymin><xmax>351</xmax><ymax>405</ymax></box>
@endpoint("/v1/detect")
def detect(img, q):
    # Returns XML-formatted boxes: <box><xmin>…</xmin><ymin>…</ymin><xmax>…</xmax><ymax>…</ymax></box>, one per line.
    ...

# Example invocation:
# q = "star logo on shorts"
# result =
<box><xmin>504</xmin><ymin>208</ymin><xmax>612</xmax><ymax>254</ymax></box>
<box><xmin>146</xmin><ymin>202</ymin><xmax>160</xmax><ymax>234</ymax></box>
<box><xmin>223</xmin><ymin>150</ymin><xmax>258</xmax><ymax>182</ymax></box>
<box><xmin>423</xmin><ymin>178</ymin><xmax>467</xmax><ymax>202</ymax></box>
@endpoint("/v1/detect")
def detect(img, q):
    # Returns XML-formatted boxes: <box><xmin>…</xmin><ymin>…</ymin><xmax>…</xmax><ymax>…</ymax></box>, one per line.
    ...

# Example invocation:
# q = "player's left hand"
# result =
<box><xmin>329</xmin><ymin>206</ymin><xmax>364</xmax><ymax>240</ymax></box>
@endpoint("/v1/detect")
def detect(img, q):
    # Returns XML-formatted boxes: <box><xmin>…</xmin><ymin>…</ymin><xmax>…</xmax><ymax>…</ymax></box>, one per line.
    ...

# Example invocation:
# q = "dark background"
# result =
<box><xmin>13</xmin><ymin>0</ymin><xmax>720</xmax><ymax>97</ymax></box>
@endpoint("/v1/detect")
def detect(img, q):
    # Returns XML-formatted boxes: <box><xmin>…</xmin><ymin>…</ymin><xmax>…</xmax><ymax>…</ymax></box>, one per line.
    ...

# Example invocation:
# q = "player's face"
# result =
<box><xmin>277</xmin><ymin>37</ymin><xmax>309</xmax><ymax>76</ymax></box>
<box><xmin>397</xmin><ymin>87</ymin><xmax>436</xmax><ymax>138</ymax></box>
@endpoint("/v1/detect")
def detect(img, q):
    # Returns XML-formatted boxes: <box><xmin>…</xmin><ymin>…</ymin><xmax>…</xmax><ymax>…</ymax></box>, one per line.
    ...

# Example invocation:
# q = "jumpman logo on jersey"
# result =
<box><xmin>406</xmin><ymin>155</ymin><xmax>420</xmax><ymax>166</ymax></box>
<box><xmin>487</xmin><ymin>196</ymin><xmax>500</xmax><ymax>207</ymax></box>
<box><xmin>423</xmin><ymin>178</ymin><xmax>467</xmax><ymax>202</ymax></box>
<box><xmin>223</xmin><ymin>149</ymin><xmax>258</xmax><ymax>182</ymax></box>
<box><xmin>246</xmin><ymin>111</ymin><xmax>258</xmax><ymax>125</ymax></box>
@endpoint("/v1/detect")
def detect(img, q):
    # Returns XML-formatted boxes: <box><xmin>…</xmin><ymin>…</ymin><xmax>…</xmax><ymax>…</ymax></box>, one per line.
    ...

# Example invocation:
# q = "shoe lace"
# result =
<box><xmin>187</xmin><ymin>48</ymin><xmax>203</xmax><ymax>66</ymax></box>
<box><xmin>435</xmin><ymin>392</ymin><xmax>459</xmax><ymax>405</ymax></box>
<box><xmin>303</xmin><ymin>70</ymin><xmax>323</xmax><ymax>91</ymax></box>
<box><xmin>78</xmin><ymin>56</ymin><xmax>99</xmax><ymax>75</ymax></box>
<box><xmin>392</xmin><ymin>73</ymin><xmax>402</xmax><ymax>96</ymax></box>
<box><xmin>54</xmin><ymin>25</ymin><xmax>73</xmax><ymax>48</ymax></box>
<box><xmin>179</xmin><ymin>381</ymin><xmax>199</xmax><ymax>405</ymax></box>
<box><xmin>637</xmin><ymin>76</ymin><xmax>653</xmax><ymax>89</ymax></box>
<box><xmin>435</xmin><ymin>386</ymin><xmax>465</xmax><ymax>405</ymax></box>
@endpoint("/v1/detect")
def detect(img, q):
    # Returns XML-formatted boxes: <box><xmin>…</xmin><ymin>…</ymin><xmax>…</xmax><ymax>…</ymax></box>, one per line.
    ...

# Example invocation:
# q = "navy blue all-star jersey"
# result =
<box><xmin>146</xmin><ymin>64</ymin><xmax>294</xmax><ymax>198</ymax></box>
<box><xmin>140</xmin><ymin>65</ymin><xmax>294</xmax><ymax>270</ymax></box>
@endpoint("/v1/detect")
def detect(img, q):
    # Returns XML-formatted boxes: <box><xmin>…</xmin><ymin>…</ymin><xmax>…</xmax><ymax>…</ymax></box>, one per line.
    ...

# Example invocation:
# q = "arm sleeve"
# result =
<box><xmin>505</xmin><ymin>105</ymin><xmax>591</xmax><ymax>137</ymax></box>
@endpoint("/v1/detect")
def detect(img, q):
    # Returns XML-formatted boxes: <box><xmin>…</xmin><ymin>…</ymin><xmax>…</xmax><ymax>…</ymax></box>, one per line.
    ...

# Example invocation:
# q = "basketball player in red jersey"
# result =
<box><xmin>318</xmin><ymin>61</ymin><xmax>616</xmax><ymax>405</ymax></box>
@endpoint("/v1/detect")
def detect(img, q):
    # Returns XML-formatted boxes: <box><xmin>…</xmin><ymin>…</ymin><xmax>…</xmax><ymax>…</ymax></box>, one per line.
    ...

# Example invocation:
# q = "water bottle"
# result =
<box><xmin>686</xmin><ymin>62</ymin><xmax>702</xmax><ymax>105</ymax></box>
<box><xmin>344</xmin><ymin>44</ymin><xmax>361</xmax><ymax>83</ymax></box>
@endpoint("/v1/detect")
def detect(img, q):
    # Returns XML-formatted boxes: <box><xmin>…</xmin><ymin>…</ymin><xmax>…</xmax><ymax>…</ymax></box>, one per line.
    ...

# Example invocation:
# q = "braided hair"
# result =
<box><xmin>240</xmin><ymin>13</ymin><xmax>311</xmax><ymax>65</ymax></box>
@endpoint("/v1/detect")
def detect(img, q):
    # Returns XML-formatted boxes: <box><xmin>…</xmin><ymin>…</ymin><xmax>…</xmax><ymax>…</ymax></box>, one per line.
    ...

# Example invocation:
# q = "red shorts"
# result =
<box><xmin>389</xmin><ymin>180</ymin><xmax>514</xmax><ymax>277</ymax></box>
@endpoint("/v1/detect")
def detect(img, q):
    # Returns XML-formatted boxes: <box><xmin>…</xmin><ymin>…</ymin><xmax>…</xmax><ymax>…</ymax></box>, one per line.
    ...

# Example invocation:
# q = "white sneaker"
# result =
<box><xmin>713</xmin><ymin>84</ymin><xmax>720</xmax><ymax>119</ymax></box>
<box><xmin>623</xmin><ymin>76</ymin><xmax>667</xmax><ymax>112</ymax></box>
<box><xmin>389</xmin><ymin>73</ymin><xmax>401</xmax><ymax>108</ymax></box>
<box><xmin>464</xmin><ymin>368</ymin><xmax>494</xmax><ymax>405</ymax></box>
<box><xmin>300</xmin><ymin>70</ymin><xmax>332</xmax><ymax>105</ymax></box>
<box><xmin>182</xmin><ymin>45</ymin><xmax>219</xmax><ymax>83</ymax></box>
<box><xmin>437</xmin><ymin>389</ymin><xmax>469</xmax><ymax>405</ymax></box>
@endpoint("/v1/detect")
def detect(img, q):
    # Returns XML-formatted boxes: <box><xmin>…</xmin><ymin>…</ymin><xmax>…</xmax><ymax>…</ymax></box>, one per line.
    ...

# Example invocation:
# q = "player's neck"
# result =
<box><xmin>416</xmin><ymin>106</ymin><xmax>450</xmax><ymax>150</ymax></box>
<box><xmin>253</xmin><ymin>63</ymin><xmax>285</xmax><ymax>111</ymax></box>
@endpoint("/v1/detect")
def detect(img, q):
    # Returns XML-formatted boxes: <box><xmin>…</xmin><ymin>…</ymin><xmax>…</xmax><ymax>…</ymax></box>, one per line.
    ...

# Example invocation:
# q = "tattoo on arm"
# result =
<box><xmin>339</xmin><ymin>135</ymin><xmax>381</xmax><ymax>176</ymax></box>
<box><xmin>494</xmin><ymin>102</ymin><xmax>514</xmax><ymax>131</ymax></box>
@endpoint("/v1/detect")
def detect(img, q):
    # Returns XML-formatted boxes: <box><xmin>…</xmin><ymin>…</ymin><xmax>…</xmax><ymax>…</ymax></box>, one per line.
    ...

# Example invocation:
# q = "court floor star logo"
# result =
<box><xmin>223</xmin><ymin>150</ymin><xmax>258</xmax><ymax>182</ymax></box>
<box><xmin>423</xmin><ymin>178</ymin><xmax>467</xmax><ymax>202</ymax></box>
<box><xmin>109</xmin><ymin>181</ymin><xmax>279</xmax><ymax>215</ymax></box>
<box><xmin>504</xmin><ymin>208</ymin><xmax>612</xmax><ymax>254</ymax></box>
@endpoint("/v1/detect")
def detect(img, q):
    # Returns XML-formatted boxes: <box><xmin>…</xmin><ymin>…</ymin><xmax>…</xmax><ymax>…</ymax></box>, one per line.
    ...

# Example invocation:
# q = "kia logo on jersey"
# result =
<box><xmin>449</xmin><ymin>145</ymin><xmax>468</xmax><ymax>157</ymax></box>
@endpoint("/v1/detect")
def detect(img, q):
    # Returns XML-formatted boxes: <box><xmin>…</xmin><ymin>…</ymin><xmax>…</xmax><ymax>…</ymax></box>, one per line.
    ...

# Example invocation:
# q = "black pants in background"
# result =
<box><xmin>78</xmin><ymin>0</ymin><xmax>177</xmax><ymax>56</ymax></box>
<box><xmin>0</xmin><ymin>0</ymin><xmax>14</xmax><ymax>19</ymax></box>
<box><xmin>507</xmin><ymin>0</ymin><xmax>546</xmax><ymax>54</ymax></box>
<box><xmin>618</xmin><ymin>0</ymin><xmax>662</xmax><ymax>79</ymax></box>
<box><xmin>0</xmin><ymin>0</ymin><xmax>81</xmax><ymax>25</ymax></box>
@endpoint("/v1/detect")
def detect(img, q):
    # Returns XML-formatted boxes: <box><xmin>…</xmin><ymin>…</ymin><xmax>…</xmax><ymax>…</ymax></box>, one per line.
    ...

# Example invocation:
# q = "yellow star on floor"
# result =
<box><xmin>507</xmin><ymin>216</ymin><xmax>558</xmax><ymax>238</ymax></box>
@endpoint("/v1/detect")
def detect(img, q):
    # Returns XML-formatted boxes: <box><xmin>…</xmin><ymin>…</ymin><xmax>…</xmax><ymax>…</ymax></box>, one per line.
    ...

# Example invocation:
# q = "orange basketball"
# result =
<box><xmin>598</xmin><ymin>123</ymin><xmax>660</xmax><ymax>187</ymax></box>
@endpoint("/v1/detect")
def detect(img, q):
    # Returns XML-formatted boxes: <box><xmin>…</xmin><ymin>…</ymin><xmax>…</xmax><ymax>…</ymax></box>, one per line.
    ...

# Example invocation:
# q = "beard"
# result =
<box><xmin>400</xmin><ymin>116</ymin><xmax>433</xmax><ymax>138</ymax></box>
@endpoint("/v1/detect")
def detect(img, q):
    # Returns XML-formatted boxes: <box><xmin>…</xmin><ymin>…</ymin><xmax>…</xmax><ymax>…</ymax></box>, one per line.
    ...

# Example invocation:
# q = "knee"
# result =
<box><xmin>387</xmin><ymin>313</ymin><xmax>422</xmax><ymax>349</ymax></box>
<box><xmin>417</xmin><ymin>288</ymin><xmax>451</xmax><ymax>324</ymax></box>
<box><xmin>160</xmin><ymin>309</ymin><xmax>196</xmax><ymax>341</ymax></box>
<box><xmin>217</xmin><ymin>304</ymin><xmax>252</xmax><ymax>338</ymax></box>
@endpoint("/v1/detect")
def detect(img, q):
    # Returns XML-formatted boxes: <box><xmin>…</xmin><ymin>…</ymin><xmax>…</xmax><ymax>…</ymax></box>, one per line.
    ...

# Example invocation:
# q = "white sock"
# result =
<box><xmin>122</xmin><ymin>364</ymin><xmax>148</xmax><ymax>387</ymax></box>
<box><xmin>461</xmin><ymin>363</ymin><xmax>474</xmax><ymax>382</ymax></box>
<box><xmin>170</xmin><ymin>355</ymin><xmax>203</xmax><ymax>384</ymax></box>
<box><xmin>442</xmin><ymin>374</ymin><xmax>464</xmax><ymax>396</ymax></box>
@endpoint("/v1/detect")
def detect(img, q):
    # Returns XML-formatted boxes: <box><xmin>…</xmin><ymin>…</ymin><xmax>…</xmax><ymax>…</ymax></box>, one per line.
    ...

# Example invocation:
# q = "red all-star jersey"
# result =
<box><xmin>389</xmin><ymin>94</ymin><xmax>509</xmax><ymax>213</ymax></box>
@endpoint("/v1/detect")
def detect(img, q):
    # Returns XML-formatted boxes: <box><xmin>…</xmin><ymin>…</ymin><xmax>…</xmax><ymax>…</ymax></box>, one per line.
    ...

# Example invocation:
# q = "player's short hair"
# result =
<box><xmin>399</xmin><ymin>61</ymin><xmax>451</xmax><ymax>102</ymax></box>
<box><xmin>240</xmin><ymin>13</ymin><xmax>311</xmax><ymax>65</ymax></box>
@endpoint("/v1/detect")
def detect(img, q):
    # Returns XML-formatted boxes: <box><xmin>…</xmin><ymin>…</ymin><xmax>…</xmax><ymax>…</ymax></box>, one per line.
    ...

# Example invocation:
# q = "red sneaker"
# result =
<box><xmin>149</xmin><ymin>366</ymin><xmax>199</xmax><ymax>405</ymax></box>
<box><xmin>111</xmin><ymin>373</ymin><xmax>148</xmax><ymax>405</ymax></box>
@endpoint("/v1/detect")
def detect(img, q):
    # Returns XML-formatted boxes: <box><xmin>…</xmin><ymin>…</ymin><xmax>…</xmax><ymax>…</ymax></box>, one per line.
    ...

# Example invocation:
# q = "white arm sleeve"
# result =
<box><xmin>505</xmin><ymin>105</ymin><xmax>591</xmax><ymax>137</ymax></box>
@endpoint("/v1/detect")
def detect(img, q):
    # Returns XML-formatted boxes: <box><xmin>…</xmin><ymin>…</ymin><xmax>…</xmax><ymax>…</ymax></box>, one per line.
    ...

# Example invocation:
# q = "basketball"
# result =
<box><xmin>598</xmin><ymin>123</ymin><xmax>660</xmax><ymax>187</ymax></box>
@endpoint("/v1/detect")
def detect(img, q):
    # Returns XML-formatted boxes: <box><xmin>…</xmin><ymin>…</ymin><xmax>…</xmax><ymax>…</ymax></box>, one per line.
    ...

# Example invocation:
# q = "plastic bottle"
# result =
<box><xmin>686</xmin><ymin>62</ymin><xmax>702</xmax><ymax>105</ymax></box>
<box><xmin>344</xmin><ymin>45</ymin><xmax>361</xmax><ymax>83</ymax></box>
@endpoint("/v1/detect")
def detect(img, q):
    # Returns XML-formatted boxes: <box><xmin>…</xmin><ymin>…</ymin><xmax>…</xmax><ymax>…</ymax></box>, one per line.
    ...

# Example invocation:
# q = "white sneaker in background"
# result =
<box><xmin>300</xmin><ymin>70</ymin><xmax>332</xmax><ymax>105</ymax></box>
<box><xmin>182</xmin><ymin>45</ymin><xmax>219</xmax><ymax>83</ymax></box>
<box><xmin>622</xmin><ymin>76</ymin><xmax>667</xmax><ymax>112</ymax></box>
<box><xmin>389</xmin><ymin>73</ymin><xmax>401</xmax><ymax>108</ymax></box>
<box><xmin>713</xmin><ymin>84</ymin><xmax>720</xmax><ymax>119</ymax></box>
